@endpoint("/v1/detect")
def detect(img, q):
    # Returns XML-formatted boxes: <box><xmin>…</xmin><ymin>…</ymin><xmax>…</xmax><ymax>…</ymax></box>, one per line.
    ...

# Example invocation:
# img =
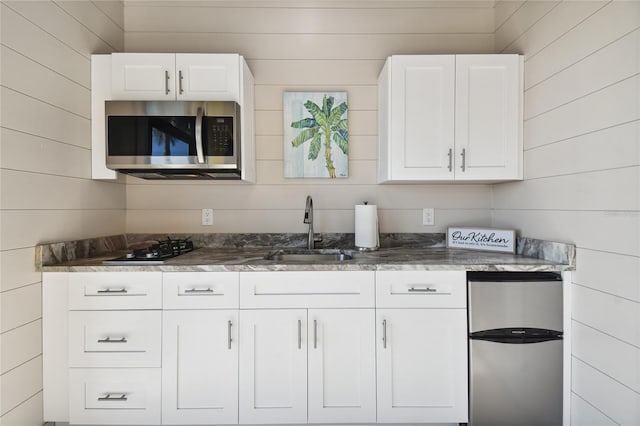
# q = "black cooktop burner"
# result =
<box><xmin>103</xmin><ymin>237</ymin><xmax>195</xmax><ymax>264</ymax></box>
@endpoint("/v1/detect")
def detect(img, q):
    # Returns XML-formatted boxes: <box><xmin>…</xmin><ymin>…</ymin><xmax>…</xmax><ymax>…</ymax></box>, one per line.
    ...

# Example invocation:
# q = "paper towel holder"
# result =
<box><xmin>355</xmin><ymin>201</ymin><xmax>380</xmax><ymax>251</ymax></box>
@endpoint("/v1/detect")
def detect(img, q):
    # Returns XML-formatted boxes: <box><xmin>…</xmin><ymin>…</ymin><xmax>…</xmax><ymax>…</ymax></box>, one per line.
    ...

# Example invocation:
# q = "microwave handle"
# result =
<box><xmin>195</xmin><ymin>106</ymin><xmax>205</xmax><ymax>164</ymax></box>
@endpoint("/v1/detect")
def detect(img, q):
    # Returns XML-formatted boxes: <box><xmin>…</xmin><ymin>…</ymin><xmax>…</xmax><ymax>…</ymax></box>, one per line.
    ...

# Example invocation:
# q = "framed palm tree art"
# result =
<box><xmin>283</xmin><ymin>92</ymin><xmax>348</xmax><ymax>178</ymax></box>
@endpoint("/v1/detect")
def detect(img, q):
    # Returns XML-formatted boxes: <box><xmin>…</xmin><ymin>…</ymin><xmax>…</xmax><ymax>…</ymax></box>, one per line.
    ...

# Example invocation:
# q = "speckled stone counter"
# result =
<box><xmin>37</xmin><ymin>233</ymin><xmax>575</xmax><ymax>273</ymax></box>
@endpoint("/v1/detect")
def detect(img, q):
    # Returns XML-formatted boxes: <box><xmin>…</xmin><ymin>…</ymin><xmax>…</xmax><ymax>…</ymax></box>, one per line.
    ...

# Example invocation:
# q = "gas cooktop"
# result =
<box><xmin>103</xmin><ymin>237</ymin><xmax>195</xmax><ymax>265</ymax></box>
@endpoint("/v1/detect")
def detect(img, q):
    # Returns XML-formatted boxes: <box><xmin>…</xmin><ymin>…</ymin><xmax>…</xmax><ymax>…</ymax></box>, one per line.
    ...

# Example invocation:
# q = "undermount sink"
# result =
<box><xmin>265</xmin><ymin>249</ymin><xmax>354</xmax><ymax>262</ymax></box>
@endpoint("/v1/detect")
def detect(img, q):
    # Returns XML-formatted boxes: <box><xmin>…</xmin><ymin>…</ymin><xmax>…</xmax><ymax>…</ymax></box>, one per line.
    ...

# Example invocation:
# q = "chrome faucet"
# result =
<box><xmin>303</xmin><ymin>195</ymin><xmax>322</xmax><ymax>249</ymax></box>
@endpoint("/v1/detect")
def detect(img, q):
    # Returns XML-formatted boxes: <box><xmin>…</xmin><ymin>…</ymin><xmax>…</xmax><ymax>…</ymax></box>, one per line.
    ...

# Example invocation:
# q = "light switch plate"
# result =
<box><xmin>422</xmin><ymin>208</ymin><xmax>435</xmax><ymax>226</ymax></box>
<box><xmin>201</xmin><ymin>209</ymin><xmax>214</xmax><ymax>226</ymax></box>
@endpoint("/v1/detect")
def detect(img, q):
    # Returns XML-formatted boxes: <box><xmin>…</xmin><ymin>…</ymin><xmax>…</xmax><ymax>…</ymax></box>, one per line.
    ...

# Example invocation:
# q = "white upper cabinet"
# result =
<box><xmin>378</xmin><ymin>54</ymin><xmax>523</xmax><ymax>183</ymax></box>
<box><xmin>111</xmin><ymin>53</ymin><xmax>240</xmax><ymax>101</ymax></box>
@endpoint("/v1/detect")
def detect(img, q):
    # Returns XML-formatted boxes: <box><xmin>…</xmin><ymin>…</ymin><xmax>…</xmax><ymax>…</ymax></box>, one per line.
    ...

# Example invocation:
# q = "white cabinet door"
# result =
<box><xmin>111</xmin><ymin>53</ymin><xmax>175</xmax><ymax>100</ymax></box>
<box><xmin>308</xmin><ymin>309</ymin><xmax>376</xmax><ymax>424</ymax></box>
<box><xmin>376</xmin><ymin>309</ymin><xmax>468</xmax><ymax>423</ymax></box>
<box><xmin>176</xmin><ymin>54</ymin><xmax>240</xmax><ymax>101</ymax></box>
<box><xmin>162</xmin><ymin>310</ymin><xmax>238</xmax><ymax>425</ymax></box>
<box><xmin>380</xmin><ymin>55</ymin><xmax>455</xmax><ymax>182</ymax></box>
<box><xmin>239</xmin><ymin>309</ymin><xmax>307</xmax><ymax>424</ymax></box>
<box><xmin>455</xmin><ymin>54</ymin><xmax>522</xmax><ymax>180</ymax></box>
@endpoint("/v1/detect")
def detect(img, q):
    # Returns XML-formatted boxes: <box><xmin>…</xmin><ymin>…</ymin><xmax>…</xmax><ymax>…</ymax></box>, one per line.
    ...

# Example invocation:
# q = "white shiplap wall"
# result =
<box><xmin>491</xmin><ymin>1</ymin><xmax>640</xmax><ymax>425</ymax></box>
<box><xmin>123</xmin><ymin>1</ymin><xmax>495</xmax><ymax>234</ymax></box>
<box><xmin>0</xmin><ymin>1</ymin><xmax>125</xmax><ymax>425</ymax></box>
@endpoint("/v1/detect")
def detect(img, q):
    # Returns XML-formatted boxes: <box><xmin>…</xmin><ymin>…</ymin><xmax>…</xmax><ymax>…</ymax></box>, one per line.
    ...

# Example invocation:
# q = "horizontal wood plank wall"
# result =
<box><xmin>123</xmin><ymin>2</ymin><xmax>495</xmax><ymax>234</ymax></box>
<box><xmin>492</xmin><ymin>1</ymin><xmax>640</xmax><ymax>424</ymax></box>
<box><xmin>0</xmin><ymin>1</ymin><xmax>125</xmax><ymax>424</ymax></box>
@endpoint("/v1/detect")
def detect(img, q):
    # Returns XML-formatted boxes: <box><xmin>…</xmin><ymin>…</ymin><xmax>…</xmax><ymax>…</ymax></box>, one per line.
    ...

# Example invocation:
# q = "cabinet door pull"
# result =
<box><xmin>460</xmin><ymin>148</ymin><xmax>466</xmax><ymax>172</ymax></box>
<box><xmin>165</xmin><ymin>70</ymin><xmax>170</xmax><ymax>95</ymax></box>
<box><xmin>447</xmin><ymin>148</ymin><xmax>453</xmax><ymax>172</ymax></box>
<box><xmin>313</xmin><ymin>319</ymin><xmax>318</xmax><ymax>349</ymax></box>
<box><xmin>408</xmin><ymin>286</ymin><xmax>437</xmax><ymax>293</ymax></box>
<box><xmin>228</xmin><ymin>320</ymin><xmax>233</xmax><ymax>349</ymax></box>
<box><xmin>178</xmin><ymin>70</ymin><xmax>184</xmax><ymax>94</ymax></box>
<box><xmin>184</xmin><ymin>288</ymin><xmax>214</xmax><ymax>294</ymax></box>
<box><xmin>97</xmin><ymin>288</ymin><xmax>128</xmax><ymax>294</ymax></box>
<box><xmin>98</xmin><ymin>393</ymin><xmax>127</xmax><ymax>401</ymax></box>
<box><xmin>298</xmin><ymin>319</ymin><xmax>302</xmax><ymax>349</ymax></box>
<box><xmin>97</xmin><ymin>337</ymin><xmax>127</xmax><ymax>343</ymax></box>
<box><xmin>382</xmin><ymin>319</ymin><xmax>387</xmax><ymax>349</ymax></box>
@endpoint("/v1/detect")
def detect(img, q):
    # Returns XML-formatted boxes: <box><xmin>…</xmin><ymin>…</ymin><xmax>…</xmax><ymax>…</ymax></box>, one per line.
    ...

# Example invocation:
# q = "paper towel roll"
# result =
<box><xmin>355</xmin><ymin>204</ymin><xmax>379</xmax><ymax>250</ymax></box>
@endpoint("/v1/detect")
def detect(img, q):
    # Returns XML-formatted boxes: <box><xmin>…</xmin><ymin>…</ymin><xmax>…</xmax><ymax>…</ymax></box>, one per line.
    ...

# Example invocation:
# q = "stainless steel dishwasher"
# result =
<box><xmin>468</xmin><ymin>272</ymin><xmax>563</xmax><ymax>426</ymax></box>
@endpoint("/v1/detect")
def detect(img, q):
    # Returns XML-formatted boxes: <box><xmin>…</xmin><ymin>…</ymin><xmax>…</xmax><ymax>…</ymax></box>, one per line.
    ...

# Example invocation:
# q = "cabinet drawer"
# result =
<box><xmin>69</xmin><ymin>311</ymin><xmax>161</xmax><ymax>367</ymax></box>
<box><xmin>69</xmin><ymin>368</ymin><xmax>161</xmax><ymax>425</ymax></box>
<box><xmin>240</xmin><ymin>271</ymin><xmax>375</xmax><ymax>308</ymax></box>
<box><xmin>376</xmin><ymin>271</ymin><xmax>466</xmax><ymax>308</ymax></box>
<box><xmin>68</xmin><ymin>272</ymin><xmax>162</xmax><ymax>310</ymax></box>
<box><xmin>163</xmin><ymin>272</ymin><xmax>239</xmax><ymax>309</ymax></box>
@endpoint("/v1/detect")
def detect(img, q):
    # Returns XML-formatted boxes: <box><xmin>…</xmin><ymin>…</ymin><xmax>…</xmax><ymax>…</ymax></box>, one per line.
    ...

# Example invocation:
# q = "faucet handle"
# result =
<box><xmin>314</xmin><ymin>234</ymin><xmax>323</xmax><ymax>244</ymax></box>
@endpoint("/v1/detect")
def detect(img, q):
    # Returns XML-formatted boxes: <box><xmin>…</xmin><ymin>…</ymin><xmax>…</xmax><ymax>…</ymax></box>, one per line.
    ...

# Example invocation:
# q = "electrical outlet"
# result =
<box><xmin>422</xmin><ymin>208</ymin><xmax>435</xmax><ymax>226</ymax></box>
<box><xmin>201</xmin><ymin>209</ymin><xmax>214</xmax><ymax>226</ymax></box>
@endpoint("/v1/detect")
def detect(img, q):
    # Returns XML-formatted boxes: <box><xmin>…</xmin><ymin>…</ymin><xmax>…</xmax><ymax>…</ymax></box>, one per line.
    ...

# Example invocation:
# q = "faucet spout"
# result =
<box><xmin>304</xmin><ymin>196</ymin><xmax>315</xmax><ymax>249</ymax></box>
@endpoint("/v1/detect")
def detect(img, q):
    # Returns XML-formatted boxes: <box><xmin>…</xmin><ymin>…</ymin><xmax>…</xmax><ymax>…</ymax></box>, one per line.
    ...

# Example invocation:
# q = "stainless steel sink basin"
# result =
<box><xmin>265</xmin><ymin>249</ymin><xmax>353</xmax><ymax>262</ymax></box>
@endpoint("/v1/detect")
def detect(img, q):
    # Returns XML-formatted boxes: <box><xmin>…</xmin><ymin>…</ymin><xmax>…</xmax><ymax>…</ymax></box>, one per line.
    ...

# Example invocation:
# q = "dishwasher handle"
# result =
<box><xmin>470</xmin><ymin>327</ymin><xmax>563</xmax><ymax>344</ymax></box>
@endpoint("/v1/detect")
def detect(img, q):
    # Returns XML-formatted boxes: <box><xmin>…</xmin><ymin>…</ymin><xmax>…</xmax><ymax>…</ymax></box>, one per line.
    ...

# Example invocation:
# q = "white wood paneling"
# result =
<box><xmin>0</xmin><ymin>320</ymin><xmax>41</xmax><ymax>375</ymax></box>
<box><xmin>572</xmin><ymin>284</ymin><xmax>640</xmax><ymax>347</ymax></box>
<box><xmin>572</xmin><ymin>357</ymin><xmax>640</xmax><ymax>426</ymax></box>
<box><xmin>54</xmin><ymin>1</ymin><xmax>124</xmax><ymax>51</ymax></box>
<box><xmin>524</xmin><ymin>1</ymin><xmax>640</xmax><ymax>89</ymax></box>
<box><xmin>0</xmin><ymin>248</ymin><xmax>41</xmax><ymax>293</ymax></box>
<box><xmin>0</xmin><ymin>3</ymin><xmax>91</xmax><ymax>88</ymax></box>
<box><xmin>3</xmin><ymin>1</ymin><xmax>114</xmax><ymax>56</ymax></box>
<box><xmin>0</xmin><ymin>88</ymin><xmax>90</xmax><ymax>149</ymax></box>
<box><xmin>0</xmin><ymin>356</ymin><xmax>42</xmax><ymax>417</ymax></box>
<box><xmin>491</xmin><ymin>210</ymin><xmax>639</xmax><ymax>257</ymax></box>
<box><xmin>92</xmin><ymin>0</ymin><xmax>125</xmax><ymax>30</ymax></box>
<box><xmin>0</xmin><ymin>170</ymin><xmax>125</xmax><ymax>210</ymax></box>
<box><xmin>571</xmin><ymin>392</ymin><xmax>617</xmax><ymax>426</ymax></box>
<box><xmin>125</xmin><ymin>5</ymin><xmax>494</xmax><ymax>34</ymax></box>
<box><xmin>0</xmin><ymin>283</ymin><xmax>41</xmax><ymax>334</ymax></box>
<box><xmin>523</xmin><ymin>121</ymin><xmax>640</xmax><ymax>180</ymax></box>
<box><xmin>573</xmin><ymin>248</ymin><xmax>640</xmax><ymax>303</ymax></box>
<box><xmin>525</xmin><ymin>28</ymin><xmax>640</xmax><ymax>120</ymax></box>
<box><xmin>524</xmin><ymin>75</ymin><xmax>639</xmax><ymax>150</ymax></box>
<box><xmin>572</xmin><ymin>321</ymin><xmax>640</xmax><ymax>394</ymax></box>
<box><xmin>0</xmin><ymin>391</ymin><xmax>43</xmax><ymax>426</ymax></box>
<box><xmin>0</xmin><ymin>210</ymin><xmax>125</xmax><ymax>251</ymax></box>
<box><xmin>494</xmin><ymin>1</ymin><xmax>525</xmax><ymax>31</ymax></box>
<box><xmin>249</xmin><ymin>60</ymin><xmax>384</xmax><ymax>85</ymax></box>
<box><xmin>494</xmin><ymin>0</ymin><xmax>559</xmax><ymax>52</ymax></box>
<box><xmin>256</xmin><ymin>85</ymin><xmax>377</xmax><ymax>111</ymax></box>
<box><xmin>501</xmin><ymin>1</ymin><xmax>608</xmax><ymax>58</ymax></box>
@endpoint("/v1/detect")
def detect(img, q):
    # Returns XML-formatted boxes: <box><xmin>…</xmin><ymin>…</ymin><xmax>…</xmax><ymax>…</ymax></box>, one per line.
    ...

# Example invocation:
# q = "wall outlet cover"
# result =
<box><xmin>202</xmin><ymin>209</ymin><xmax>214</xmax><ymax>226</ymax></box>
<box><xmin>422</xmin><ymin>208</ymin><xmax>435</xmax><ymax>226</ymax></box>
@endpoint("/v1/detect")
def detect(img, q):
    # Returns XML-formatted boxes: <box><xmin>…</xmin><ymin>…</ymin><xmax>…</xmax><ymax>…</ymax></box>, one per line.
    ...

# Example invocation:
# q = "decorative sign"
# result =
<box><xmin>447</xmin><ymin>227</ymin><xmax>516</xmax><ymax>253</ymax></box>
<box><xmin>283</xmin><ymin>92</ymin><xmax>348</xmax><ymax>178</ymax></box>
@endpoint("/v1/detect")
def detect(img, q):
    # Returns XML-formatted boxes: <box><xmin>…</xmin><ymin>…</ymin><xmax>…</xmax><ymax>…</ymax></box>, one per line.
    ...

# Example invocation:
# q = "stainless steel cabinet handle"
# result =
<box><xmin>447</xmin><ymin>148</ymin><xmax>453</xmax><ymax>172</ymax></box>
<box><xmin>165</xmin><ymin>70</ymin><xmax>170</xmax><ymax>95</ymax></box>
<box><xmin>408</xmin><ymin>287</ymin><xmax>437</xmax><ymax>293</ymax></box>
<box><xmin>313</xmin><ymin>319</ymin><xmax>317</xmax><ymax>349</ymax></box>
<box><xmin>184</xmin><ymin>288</ymin><xmax>214</xmax><ymax>294</ymax></box>
<box><xmin>97</xmin><ymin>288</ymin><xmax>127</xmax><ymax>294</ymax></box>
<box><xmin>97</xmin><ymin>337</ymin><xmax>127</xmax><ymax>343</ymax></box>
<box><xmin>178</xmin><ymin>70</ymin><xmax>184</xmax><ymax>94</ymax></box>
<box><xmin>195</xmin><ymin>106</ymin><xmax>205</xmax><ymax>163</ymax></box>
<box><xmin>98</xmin><ymin>393</ymin><xmax>127</xmax><ymax>401</ymax></box>
<box><xmin>382</xmin><ymin>319</ymin><xmax>387</xmax><ymax>349</ymax></box>
<box><xmin>228</xmin><ymin>320</ymin><xmax>233</xmax><ymax>350</ymax></box>
<box><xmin>460</xmin><ymin>148</ymin><xmax>466</xmax><ymax>172</ymax></box>
<box><xmin>298</xmin><ymin>319</ymin><xmax>302</xmax><ymax>349</ymax></box>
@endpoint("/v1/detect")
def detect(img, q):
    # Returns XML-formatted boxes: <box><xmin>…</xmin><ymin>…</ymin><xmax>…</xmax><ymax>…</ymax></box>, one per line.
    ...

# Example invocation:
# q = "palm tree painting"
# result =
<box><xmin>284</xmin><ymin>92</ymin><xmax>348</xmax><ymax>178</ymax></box>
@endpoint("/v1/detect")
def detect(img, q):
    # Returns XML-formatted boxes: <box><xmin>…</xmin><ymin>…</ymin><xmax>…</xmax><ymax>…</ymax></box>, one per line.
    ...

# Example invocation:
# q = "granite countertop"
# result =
<box><xmin>36</xmin><ymin>233</ymin><xmax>575</xmax><ymax>273</ymax></box>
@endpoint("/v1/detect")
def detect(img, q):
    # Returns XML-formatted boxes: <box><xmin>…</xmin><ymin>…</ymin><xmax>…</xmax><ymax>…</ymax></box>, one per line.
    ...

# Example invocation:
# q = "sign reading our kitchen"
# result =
<box><xmin>447</xmin><ymin>227</ymin><xmax>516</xmax><ymax>253</ymax></box>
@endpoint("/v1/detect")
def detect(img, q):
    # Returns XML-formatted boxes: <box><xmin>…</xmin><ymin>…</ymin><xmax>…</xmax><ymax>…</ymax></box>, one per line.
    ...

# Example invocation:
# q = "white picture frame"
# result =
<box><xmin>446</xmin><ymin>227</ymin><xmax>516</xmax><ymax>253</ymax></box>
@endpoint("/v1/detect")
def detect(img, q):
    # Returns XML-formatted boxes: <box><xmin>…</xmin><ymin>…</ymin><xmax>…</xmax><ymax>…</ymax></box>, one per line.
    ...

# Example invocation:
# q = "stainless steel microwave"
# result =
<box><xmin>105</xmin><ymin>100</ymin><xmax>241</xmax><ymax>179</ymax></box>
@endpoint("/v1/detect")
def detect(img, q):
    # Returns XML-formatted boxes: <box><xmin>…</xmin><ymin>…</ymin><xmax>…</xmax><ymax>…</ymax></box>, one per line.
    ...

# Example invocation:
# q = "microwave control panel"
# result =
<box><xmin>206</xmin><ymin>117</ymin><xmax>234</xmax><ymax>157</ymax></box>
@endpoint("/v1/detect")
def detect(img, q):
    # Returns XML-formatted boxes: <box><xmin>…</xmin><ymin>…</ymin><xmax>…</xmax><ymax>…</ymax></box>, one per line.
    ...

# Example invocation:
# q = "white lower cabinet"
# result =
<box><xmin>69</xmin><ymin>368</ymin><xmax>161</xmax><ymax>425</ymax></box>
<box><xmin>376</xmin><ymin>309</ymin><xmax>468</xmax><ymax>423</ymax></box>
<box><xmin>239</xmin><ymin>309</ymin><xmax>308</xmax><ymax>424</ymax></box>
<box><xmin>308</xmin><ymin>309</ymin><xmax>376</xmax><ymax>423</ymax></box>
<box><xmin>162</xmin><ymin>310</ymin><xmax>239</xmax><ymax>425</ymax></box>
